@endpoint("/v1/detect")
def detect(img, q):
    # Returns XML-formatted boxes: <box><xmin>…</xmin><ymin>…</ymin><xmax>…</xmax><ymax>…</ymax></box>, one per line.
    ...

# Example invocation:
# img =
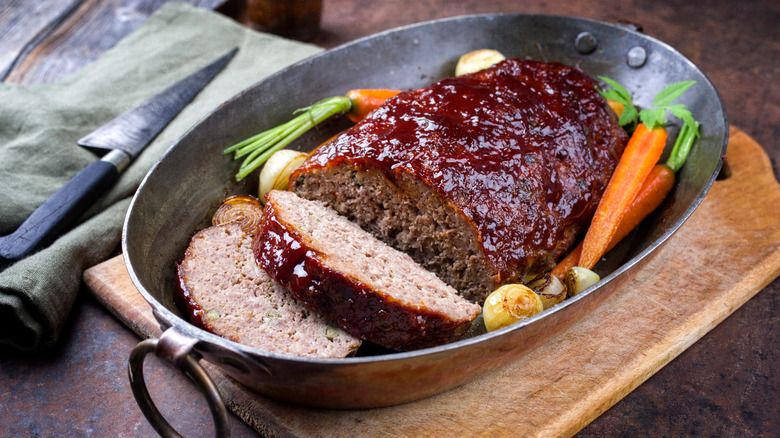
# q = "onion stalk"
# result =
<box><xmin>224</xmin><ymin>96</ymin><xmax>351</xmax><ymax>181</ymax></box>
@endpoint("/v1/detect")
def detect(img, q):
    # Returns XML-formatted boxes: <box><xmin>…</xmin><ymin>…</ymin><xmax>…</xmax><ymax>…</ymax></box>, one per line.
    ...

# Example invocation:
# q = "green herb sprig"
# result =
<box><xmin>598</xmin><ymin>77</ymin><xmax>701</xmax><ymax>172</ymax></box>
<box><xmin>598</xmin><ymin>77</ymin><xmax>697</xmax><ymax>133</ymax></box>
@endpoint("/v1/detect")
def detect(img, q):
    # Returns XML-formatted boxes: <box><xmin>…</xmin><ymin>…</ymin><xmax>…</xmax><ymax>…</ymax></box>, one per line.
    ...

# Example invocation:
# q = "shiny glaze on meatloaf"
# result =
<box><xmin>291</xmin><ymin>59</ymin><xmax>628</xmax><ymax>302</ymax></box>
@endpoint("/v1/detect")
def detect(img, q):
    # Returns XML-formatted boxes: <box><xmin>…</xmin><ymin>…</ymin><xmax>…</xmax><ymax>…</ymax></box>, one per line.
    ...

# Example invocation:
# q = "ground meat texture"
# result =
<box><xmin>176</xmin><ymin>223</ymin><xmax>361</xmax><ymax>358</ymax></box>
<box><xmin>254</xmin><ymin>190</ymin><xmax>481</xmax><ymax>352</ymax></box>
<box><xmin>291</xmin><ymin>59</ymin><xmax>628</xmax><ymax>303</ymax></box>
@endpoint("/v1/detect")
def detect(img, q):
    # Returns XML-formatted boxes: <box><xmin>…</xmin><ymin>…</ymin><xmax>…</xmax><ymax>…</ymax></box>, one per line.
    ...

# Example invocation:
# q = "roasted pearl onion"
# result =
<box><xmin>211</xmin><ymin>195</ymin><xmax>264</xmax><ymax>234</ymax></box>
<box><xmin>564</xmin><ymin>266</ymin><xmax>600</xmax><ymax>297</ymax></box>
<box><xmin>526</xmin><ymin>273</ymin><xmax>567</xmax><ymax>310</ymax></box>
<box><xmin>258</xmin><ymin>149</ymin><xmax>309</xmax><ymax>202</ymax></box>
<box><xmin>482</xmin><ymin>284</ymin><xmax>543</xmax><ymax>332</ymax></box>
<box><xmin>455</xmin><ymin>49</ymin><xmax>506</xmax><ymax>76</ymax></box>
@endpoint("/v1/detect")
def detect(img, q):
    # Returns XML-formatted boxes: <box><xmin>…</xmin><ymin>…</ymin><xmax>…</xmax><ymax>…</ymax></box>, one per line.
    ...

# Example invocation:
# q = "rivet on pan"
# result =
<box><xmin>627</xmin><ymin>46</ymin><xmax>647</xmax><ymax>68</ymax></box>
<box><xmin>574</xmin><ymin>32</ymin><xmax>598</xmax><ymax>54</ymax></box>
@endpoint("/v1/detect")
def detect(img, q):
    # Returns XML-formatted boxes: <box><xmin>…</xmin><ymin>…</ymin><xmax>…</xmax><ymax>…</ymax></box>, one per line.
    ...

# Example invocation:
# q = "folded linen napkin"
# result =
<box><xmin>0</xmin><ymin>3</ymin><xmax>322</xmax><ymax>351</ymax></box>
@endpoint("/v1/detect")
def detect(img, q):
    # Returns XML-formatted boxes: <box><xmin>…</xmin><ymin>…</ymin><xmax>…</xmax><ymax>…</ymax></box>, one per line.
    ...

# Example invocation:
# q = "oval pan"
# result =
<box><xmin>123</xmin><ymin>14</ymin><xmax>727</xmax><ymax>408</ymax></box>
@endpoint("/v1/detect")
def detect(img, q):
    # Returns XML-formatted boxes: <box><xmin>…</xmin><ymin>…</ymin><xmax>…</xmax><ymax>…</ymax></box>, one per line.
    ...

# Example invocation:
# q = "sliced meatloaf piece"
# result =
<box><xmin>176</xmin><ymin>223</ymin><xmax>361</xmax><ymax>358</ymax></box>
<box><xmin>253</xmin><ymin>190</ymin><xmax>482</xmax><ymax>352</ymax></box>
<box><xmin>290</xmin><ymin>59</ymin><xmax>628</xmax><ymax>303</ymax></box>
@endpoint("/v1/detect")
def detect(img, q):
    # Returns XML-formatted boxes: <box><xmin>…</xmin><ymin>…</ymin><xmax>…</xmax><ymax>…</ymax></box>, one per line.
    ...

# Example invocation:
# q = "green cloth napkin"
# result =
<box><xmin>0</xmin><ymin>3</ymin><xmax>322</xmax><ymax>351</ymax></box>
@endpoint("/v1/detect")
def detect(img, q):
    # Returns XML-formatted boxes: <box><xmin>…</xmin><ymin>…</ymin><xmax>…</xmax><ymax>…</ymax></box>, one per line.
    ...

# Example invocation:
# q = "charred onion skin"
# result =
<box><xmin>211</xmin><ymin>195</ymin><xmax>264</xmax><ymax>234</ymax></box>
<box><xmin>526</xmin><ymin>273</ymin><xmax>567</xmax><ymax>309</ymax></box>
<box><xmin>564</xmin><ymin>266</ymin><xmax>600</xmax><ymax>297</ymax></box>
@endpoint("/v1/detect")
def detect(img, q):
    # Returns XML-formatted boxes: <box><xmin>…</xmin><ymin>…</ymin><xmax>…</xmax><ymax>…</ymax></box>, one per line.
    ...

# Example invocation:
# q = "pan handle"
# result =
<box><xmin>128</xmin><ymin>328</ymin><xmax>230</xmax><ymax>437</ymax></box>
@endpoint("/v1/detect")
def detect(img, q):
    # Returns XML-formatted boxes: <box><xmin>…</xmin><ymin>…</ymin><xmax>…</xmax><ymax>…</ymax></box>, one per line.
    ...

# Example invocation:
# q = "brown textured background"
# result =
<box><xmin>1</xmin><ymin>0</ymin><xmax>778</xmax><ymax>436</ymax></box>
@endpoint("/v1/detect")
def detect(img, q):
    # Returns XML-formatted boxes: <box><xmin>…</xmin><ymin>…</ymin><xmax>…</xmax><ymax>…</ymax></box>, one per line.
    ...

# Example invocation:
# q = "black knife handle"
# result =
<box><xmin>0</xmin><ymin>158</ymin><xmax>120</xmax><ymax>263</ymax></box>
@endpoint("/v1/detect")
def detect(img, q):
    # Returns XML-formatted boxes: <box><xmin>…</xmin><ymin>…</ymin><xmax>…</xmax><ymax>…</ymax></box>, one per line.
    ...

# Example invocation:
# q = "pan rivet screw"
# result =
<box><xmin>627</xmin><ymin>46</ymin><xmax>647</xmax><ymax>68</ymax></box>
<box><xmin>574</xmin><ymin>32</ymin><xmax>597</xmax><ymax>54</ymax></box>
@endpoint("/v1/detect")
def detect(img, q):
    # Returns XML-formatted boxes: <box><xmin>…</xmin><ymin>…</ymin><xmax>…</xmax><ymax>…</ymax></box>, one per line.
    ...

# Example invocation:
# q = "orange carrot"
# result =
<box><xmin>345</xmin><ymin>89</ymin><xmax>402</xmax><ymax>123</ymax></box>
<box><xmin>552</xmin><ymin>163</ymin><xmax>675</xmax><ymax>278</ymax></box>
<box><xmin>553</xmin><ymin>114</ymin><xmax>700</xmax><ymax>276</ymax></box>
<box><xmin>578</xmin><ymin>123</ymin><xmax>668</xmax><ymax>269</ymax></box>
<box><xmin>606</xmin><ymin>99</ymin><xmax>625</xmax><ymax>117</ymax></box>
<box><xmin>550</xmin><ymin>242</ymin><xmax>580</xmax><ymax>279</ymax></box>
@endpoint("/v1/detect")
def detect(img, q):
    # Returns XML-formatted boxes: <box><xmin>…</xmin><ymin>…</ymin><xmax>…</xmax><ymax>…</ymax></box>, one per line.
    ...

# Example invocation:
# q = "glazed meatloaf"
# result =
<box><xmin>176</xmin><ymin>223</ymin><xmax>361</xmax><ymax>358</ymax></box>
<box><xmin>253</xmin><ymin>190</ymin><xmax>482</xmax><ymax>351</ymax></box>
<box><xmin>290</xmin><ymin>59</ymin><xmax>628</xmax><ymax>302</ymax></box>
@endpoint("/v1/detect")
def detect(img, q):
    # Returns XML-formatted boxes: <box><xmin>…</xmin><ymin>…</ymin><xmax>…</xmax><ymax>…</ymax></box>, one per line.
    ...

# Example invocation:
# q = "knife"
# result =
<box><xmin>0</xmin><ymin>48</ymin><xmax>238</xmax><ymax>263</ymax></box>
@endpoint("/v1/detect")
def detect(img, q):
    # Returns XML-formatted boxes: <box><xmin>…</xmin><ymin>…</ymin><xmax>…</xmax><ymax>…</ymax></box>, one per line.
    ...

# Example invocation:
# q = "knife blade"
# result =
<box><xmin>0</xmin><ymin>48</ymin><xmax>238</xmax><ymax>263</ymax></box>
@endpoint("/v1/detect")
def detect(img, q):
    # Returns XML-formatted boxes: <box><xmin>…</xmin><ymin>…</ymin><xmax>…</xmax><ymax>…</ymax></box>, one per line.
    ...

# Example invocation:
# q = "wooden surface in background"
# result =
<box><xmin>0</xmin><ymin>0</ymin><xmax>226</xmax><ymax>83</ymax></box>
<box><xmin>1</xmin><ymin>1</ymin><xmax>778</xmax><ymax>436</ymax></box>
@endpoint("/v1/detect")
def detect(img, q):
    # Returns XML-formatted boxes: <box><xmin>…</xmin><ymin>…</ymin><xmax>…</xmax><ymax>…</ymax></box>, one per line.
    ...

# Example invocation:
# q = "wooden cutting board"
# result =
<box><xmin>84</xmin><ymin>128</ymin><xmax>780</xmax><ymax>437</ymax></box>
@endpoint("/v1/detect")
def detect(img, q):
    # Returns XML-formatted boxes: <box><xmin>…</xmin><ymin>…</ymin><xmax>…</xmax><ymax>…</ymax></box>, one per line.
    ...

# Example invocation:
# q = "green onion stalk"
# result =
<box><xmin>224</xmin><ymin>96</ymin><xmax>351</xmax><ymax>181</ymax></box>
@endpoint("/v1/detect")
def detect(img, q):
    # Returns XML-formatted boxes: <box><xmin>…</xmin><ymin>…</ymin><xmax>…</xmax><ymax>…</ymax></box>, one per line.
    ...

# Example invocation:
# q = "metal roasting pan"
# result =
<box><xmin>122</xmin><ymin>13</ymin><xmax>728</xmax><ymax>433</ymax></box>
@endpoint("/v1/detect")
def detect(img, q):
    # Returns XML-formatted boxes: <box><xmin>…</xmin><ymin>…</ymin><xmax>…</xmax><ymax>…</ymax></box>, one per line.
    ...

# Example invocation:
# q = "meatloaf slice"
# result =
<box><xmin>290</xmin><ymin>59</ymin><xmax>628</xmax><ymax>303</ymax></box>
<box><xmin>176</xmin><ymin>223</ymin><xmax>361</xmax><ymax>358</ymax></box>
<box><xmin>253</xmin><ymin>190</ymin><xmax>482</xmax><ymax>351</ymax></box>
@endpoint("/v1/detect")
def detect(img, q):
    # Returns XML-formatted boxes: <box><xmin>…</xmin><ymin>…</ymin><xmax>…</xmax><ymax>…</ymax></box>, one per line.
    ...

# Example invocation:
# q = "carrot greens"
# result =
<box><xmin>599</xmin><ymin>76</ymin><xmax>697</xmax><ymax>133</ymax></box>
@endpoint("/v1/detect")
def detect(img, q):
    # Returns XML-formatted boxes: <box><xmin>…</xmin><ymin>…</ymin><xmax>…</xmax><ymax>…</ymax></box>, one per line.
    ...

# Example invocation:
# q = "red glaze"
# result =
<box><xmin>253</xmin><ymin>198</ymin><xmax>474</xmax><ymax>351</ymax></box>
<box><xmin>293</xmin><ymin>59</ymin><xmax>628</xmax><ymax>282</ymax></box>
<box><xmin>175</xmin><ymin>262</ymin><xmax>215</xmax><ymax>333</ymax></box>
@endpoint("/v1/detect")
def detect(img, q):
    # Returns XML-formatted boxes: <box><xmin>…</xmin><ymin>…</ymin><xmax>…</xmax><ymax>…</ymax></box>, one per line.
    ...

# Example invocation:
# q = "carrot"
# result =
<box><xmin>553</xmin><ymin>118</ymin><xmax>699</xmax><ymax>277</ymax></box>
<box><xmin>225</xmin><ymin>89</ymin><xmax>401</xmax><ymax>180</ymax></box>
<box><xmin>345</xmin><ymin>89</ymin><xmax>402</xmax><ymax>123</ymax></box>
<box><xmin>578</xmin><ymin>123</ymin><xmax>667</xmax><ymax>269</ymax></box>
<box><xmin>612</xmin><ymin>163</ymin><xmax>676</xmax><ymax>250</ymax></box>
<box><xmin>574</xmin><ymin>78</ymin><xmax>699</xmax><ymax>270</ymax></box>
<box><xmin>606</xmin><ymin>99</ymin><xmax>625</xmax><ymax>117</ymax></box>
<box><xmin>552</xmin><ymin>164</ymin><xmax>674</xmax><ymax>278</ymax></box>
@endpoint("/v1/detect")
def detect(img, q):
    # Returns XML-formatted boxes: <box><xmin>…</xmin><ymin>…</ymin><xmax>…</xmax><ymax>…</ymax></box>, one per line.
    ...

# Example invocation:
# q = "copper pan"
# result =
<box><xmin>122</xmin><ymin>14</ymin><xmax>727</xmax><ymax>435</ymax></box>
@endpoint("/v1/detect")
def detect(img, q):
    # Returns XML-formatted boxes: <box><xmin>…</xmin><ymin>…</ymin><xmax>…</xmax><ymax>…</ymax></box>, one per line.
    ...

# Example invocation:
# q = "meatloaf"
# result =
<box><xmin>176</xmin><ymin>223</ymin><xmax>361</xmax><ymax>358</ymax></box>
<box><xmin>290</xmin><ymin>59</ymin><xmax>628</xmax><ymax>302</ymax></box>
<box><xmin>253</xmin><ymin>190</ymin><xmax>482</xmax><ymax>351</ymax></box>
